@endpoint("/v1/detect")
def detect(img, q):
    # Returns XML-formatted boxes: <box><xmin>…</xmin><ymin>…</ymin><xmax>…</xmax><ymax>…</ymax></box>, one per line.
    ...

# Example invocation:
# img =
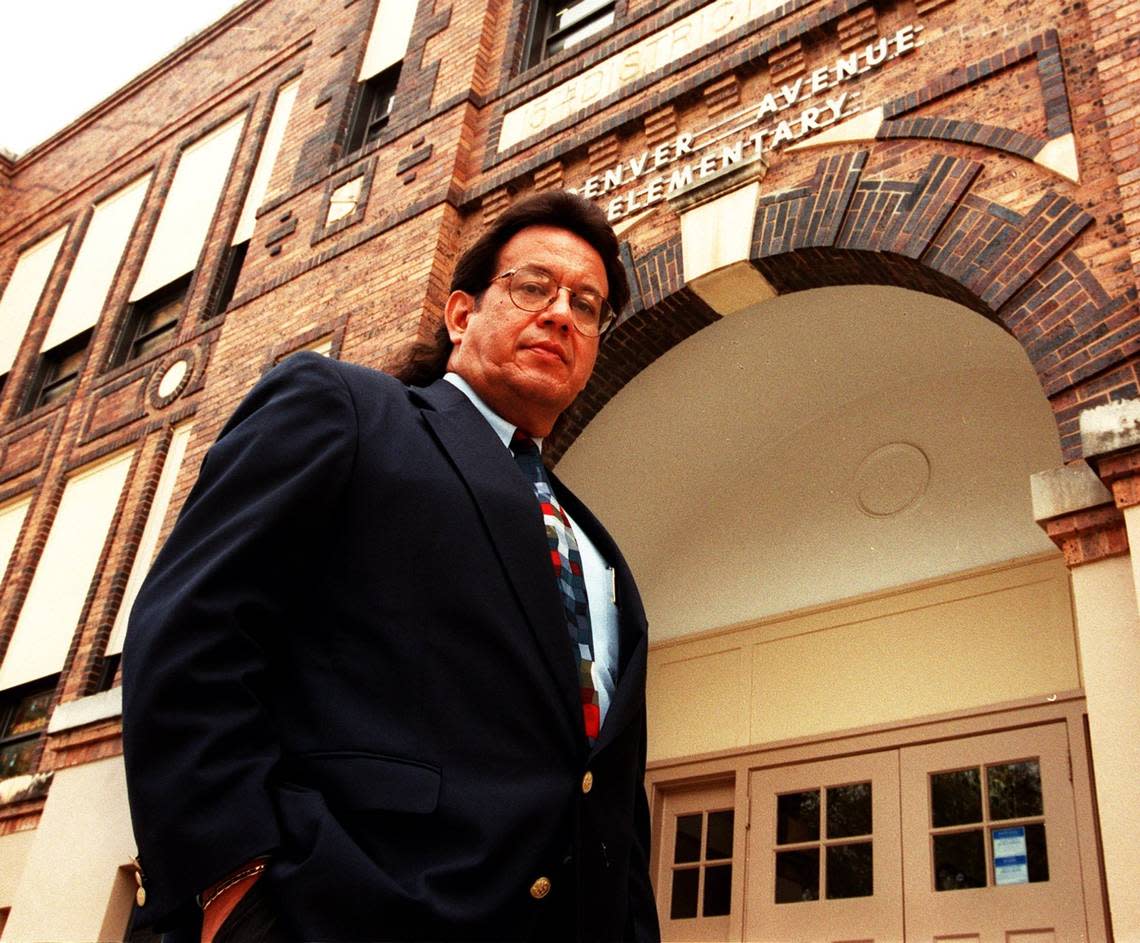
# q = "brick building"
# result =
<box><xmin>0</xmin><ymin>0</ymin><xmax>1137</xmax><ymax>937</ymax></box>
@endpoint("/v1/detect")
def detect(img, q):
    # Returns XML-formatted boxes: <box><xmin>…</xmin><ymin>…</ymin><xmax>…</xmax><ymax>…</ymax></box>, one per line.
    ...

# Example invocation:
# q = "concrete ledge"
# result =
<box><xmin>1031</xmin><ymin>461</ymin><xmax>1114</xmax><ymax>522</ymax></box>
<box><xmin>47</xmin><ymin>687</ymin><xmax>122</xmax><ymax>735</ymax></box>
<box><xmin>1080</xmin><ymin>399</ymin><xmax>1140</xmax><ymax>458</ymax></box>
<box><xmin>0</xmin><ymin>771</ymin><xmax>52</xmax><ymax>806</ymax></box>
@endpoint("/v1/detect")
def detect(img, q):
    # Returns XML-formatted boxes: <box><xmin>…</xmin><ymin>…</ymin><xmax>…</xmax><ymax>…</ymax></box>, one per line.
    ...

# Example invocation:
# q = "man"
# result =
<box><xmin>122</xmin><ymin>191</ymin><xmax>661</xmax><ymax>943</ymax></box>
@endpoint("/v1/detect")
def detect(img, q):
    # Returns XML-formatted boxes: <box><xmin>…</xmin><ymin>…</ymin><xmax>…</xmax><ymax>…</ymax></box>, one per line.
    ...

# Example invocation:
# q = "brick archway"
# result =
<box><xmin>548</xmin><ymin>149</ymin><xmax>1137</xmax><ymax>465</ymax></box>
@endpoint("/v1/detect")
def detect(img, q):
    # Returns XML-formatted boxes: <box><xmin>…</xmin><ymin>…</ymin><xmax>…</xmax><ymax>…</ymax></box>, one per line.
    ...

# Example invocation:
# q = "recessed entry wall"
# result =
<box><xmin>557</xmin><ymin>285</ymin><xmax>1064</xmax><ymax>640</ymax></box>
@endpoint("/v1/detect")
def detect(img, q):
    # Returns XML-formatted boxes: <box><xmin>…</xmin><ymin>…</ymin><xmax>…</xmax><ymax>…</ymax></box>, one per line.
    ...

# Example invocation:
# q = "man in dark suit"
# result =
<box><xmin>122</xmin><ymin>191</ymin><xmax>661</xmax><ymax>943</ymax></box>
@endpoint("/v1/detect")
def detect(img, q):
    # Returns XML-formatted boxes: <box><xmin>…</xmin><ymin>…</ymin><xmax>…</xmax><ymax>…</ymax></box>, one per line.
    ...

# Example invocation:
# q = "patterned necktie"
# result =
<box><xmin>511</xmin><ymin>433</ymin><xmax>600</xmax><ymax>743</ymax></box>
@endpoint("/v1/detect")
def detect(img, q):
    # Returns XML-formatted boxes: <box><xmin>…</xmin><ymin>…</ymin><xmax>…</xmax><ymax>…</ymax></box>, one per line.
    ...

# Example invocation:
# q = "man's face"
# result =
<box><xmin>444</xmin><ymin>224</ymin><xmax>607</xmax><ymax>437</ymax></box>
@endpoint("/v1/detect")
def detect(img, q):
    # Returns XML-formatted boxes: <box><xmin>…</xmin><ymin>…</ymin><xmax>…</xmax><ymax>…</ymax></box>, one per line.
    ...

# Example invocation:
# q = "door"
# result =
<box><xmin>745</xmin><ymin>750</ymin><xmax>904</xmax><ymax>941</ymax></box>
<box><xmin>899</xmin><ymin>723</ymin><xmax>1086</xmax><ymax>942</ymax></box>
<box><xmin>659</xmin><ymin>780</ymin><xmax>738</xmax><ymax>942</ymax></box>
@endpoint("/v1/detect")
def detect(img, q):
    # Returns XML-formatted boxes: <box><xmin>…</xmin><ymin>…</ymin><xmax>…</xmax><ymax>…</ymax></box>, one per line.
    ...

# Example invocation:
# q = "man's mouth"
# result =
<box><xmin>525</xmin><ymin>341</ymin><xmax>568</xmax><ymax>363</ymax></box>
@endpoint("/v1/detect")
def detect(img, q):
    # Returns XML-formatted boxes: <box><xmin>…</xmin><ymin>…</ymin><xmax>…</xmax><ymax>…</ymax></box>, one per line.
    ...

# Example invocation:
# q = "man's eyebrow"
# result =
<box><xmin>521</xmin><ymin>262</ymin><xmax>605</xmax><ymax>296</ymax></box>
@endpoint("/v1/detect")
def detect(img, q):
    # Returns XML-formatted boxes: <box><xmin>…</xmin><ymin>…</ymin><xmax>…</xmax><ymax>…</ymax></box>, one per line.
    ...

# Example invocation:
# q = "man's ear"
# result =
<box><xmin>443</xmin><ymin>290</ymin><xmax>475</xmax><ymax>345</ymax></box>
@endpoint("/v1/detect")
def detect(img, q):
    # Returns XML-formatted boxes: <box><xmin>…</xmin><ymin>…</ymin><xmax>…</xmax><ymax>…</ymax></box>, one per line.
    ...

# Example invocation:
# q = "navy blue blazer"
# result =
<box><xmin>122</xmin><ymin>352</ymin><xmax>659</xmax><ymax>941</ymax></box>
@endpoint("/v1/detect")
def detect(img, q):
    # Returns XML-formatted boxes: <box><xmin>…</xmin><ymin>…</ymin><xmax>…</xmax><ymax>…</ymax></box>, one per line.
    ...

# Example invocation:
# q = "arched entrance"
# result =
<box><xmin>545</xmin><ymin>148</ymin><xmax>1124</xmax><ymax>940</ymax></box>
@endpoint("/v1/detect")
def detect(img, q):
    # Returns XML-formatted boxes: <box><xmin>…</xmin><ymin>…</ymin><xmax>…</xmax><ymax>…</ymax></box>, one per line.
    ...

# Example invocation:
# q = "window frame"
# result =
<box><xmin>22</xmin><ymin>328</ymin><xmax>94</xmax><ymax>413</ymax></box>
<box><xmin>110</xmin><ymin>273</ymin><xmax>191</xmax><ymax>369</ymax></box>
<box><xmin>0</xmin><ymin>676</ymin><xmax>58</xmax><ymax>780</ymax></box>
<box><xmin>524</xmin><ymin>0</ymin><xmax>617</xmax><ymax>70</ymax></box>
<box><xmin>344</xmin><ymin>64</ymin><xmax>402</xmax><ymax>154</ymax></box>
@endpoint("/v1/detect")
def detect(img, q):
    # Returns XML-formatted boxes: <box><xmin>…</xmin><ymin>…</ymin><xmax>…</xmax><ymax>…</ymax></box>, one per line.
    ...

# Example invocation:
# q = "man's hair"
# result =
<box><xmin>399</xmin><ymin>191</ymin><xmax>629</xmax><ymax>386</ymax></box>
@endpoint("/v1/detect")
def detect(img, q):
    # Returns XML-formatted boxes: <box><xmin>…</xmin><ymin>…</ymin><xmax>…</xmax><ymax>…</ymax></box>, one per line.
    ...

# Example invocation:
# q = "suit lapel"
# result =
<box><xmin>415</xmin><ymin>381</ymin><xmax>583</xmax><ymax>734</ymax></box>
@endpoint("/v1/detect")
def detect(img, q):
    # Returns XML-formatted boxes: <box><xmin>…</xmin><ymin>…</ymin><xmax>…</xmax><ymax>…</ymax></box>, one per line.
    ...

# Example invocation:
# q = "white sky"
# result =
<box><xmin>0</xmin><ymin>0</ymin><xmax>243</xmax><ymax>157</ymax></box>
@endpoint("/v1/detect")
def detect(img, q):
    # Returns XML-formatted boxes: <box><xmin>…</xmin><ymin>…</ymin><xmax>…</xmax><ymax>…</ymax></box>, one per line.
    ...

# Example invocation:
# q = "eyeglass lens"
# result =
<box><xmin>508</xmin><ymin>268</ymin><xmax>611</xmax><ymax>335</ymax></box>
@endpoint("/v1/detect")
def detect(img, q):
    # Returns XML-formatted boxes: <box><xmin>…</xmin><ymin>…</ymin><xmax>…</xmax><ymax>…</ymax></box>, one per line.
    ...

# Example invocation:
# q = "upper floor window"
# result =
<box><xmin>0</xmin><ymin>679</ymin><xmax>56</xmax><ymax>779</ymax></box>
<box><xmin>0</xmin><ymin>227</ymin><xmax>67</xmax><ymax>394</ymax></box>
<box><xmin>118</xmin><ymin>115</ymin><xmax>246</xmax><ymax>366</ymax></box>
<box><xmin>345</xmin><ymin>0</ymin><xmax>415</xmax><ymax>153</ymax></box>
<box><xmin>346</xmin><ymin>65</ymin><xmax>401</xmax><ymax>153</ymax></box>
<box><xmin>526</xmin><ymin>0</ymin><xmax>616</xmax><ymax>68</ymax></box>
<box><xmin>111</xmin><ymin>274</ymin><xmax>189</xmax><ymax>368</ymax></box>
<box><xmin>24</xmin><ymin>329</ymin><xmax>92</xmax><ymax>412</ymax></box>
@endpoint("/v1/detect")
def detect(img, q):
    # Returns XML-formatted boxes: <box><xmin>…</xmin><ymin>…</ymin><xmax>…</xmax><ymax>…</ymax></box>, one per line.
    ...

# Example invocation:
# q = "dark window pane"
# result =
<box><xmin>705</xmin><ymin>810</ymin><xmax>734</xmax><ymax>860</ymax></box>
<box><xmin>0</xmin><ymin>740</ymin><xmax>38</xmax><ymax>778</ymax></box>
<box><xmin>674</xmin><ymin>813</ymin><xmax>702</xmax><ymax>863</ymax></box>
<box><xmin>670</xmin><ymin>868</ymin><xmax>699</xmax><ymax>919</ymax></box>
<box><xmin>931</xmin><ymin>768</ymin><xmax>982</xmax><ymax>827</ymax></box>
<box><xmin>775</xmin><ymin>848</ymin><xmax>819</xmax><ymax>903</ymax></box>
<box><xmin>987</xmin><ymin>760</ymin><xmax>1043</xmax><ymax>820</ymax></box>
<box><xmin>6</xmin><ymin>690</ymin><xmax>52</xmax><ymax>737</ymax></box>
<box><xmin>933</xmin><ymin>830</ymin><xmax>986</xmax><ymax>891</ymax></box>
<box><xmin>703</xmin><ymin>864</ymin><xmax>732</xmax><ymax>916</ymax></box>
<box><xmin>992</xmin><ymin>824</ymin><xmax>1050</xmax><ymax>885</ymax></box>
<box><xmin>1026</xmin><ymin>823</ymin><xmax>1049</xmax><ymax>883</ymax></box>
<box><xmin>777</xmin><ymin>790</ymin><xmax>820</xmax><ymax>844</ymax></box>
<box><xmin>827</xmin><ymin>782</ymin><xmax>872</xmax><ymax>838</ymax></box>
<box><xmin>826</xmin><ymin>842</ymin><xmax>873</xmax><ymax>899</ymax></box>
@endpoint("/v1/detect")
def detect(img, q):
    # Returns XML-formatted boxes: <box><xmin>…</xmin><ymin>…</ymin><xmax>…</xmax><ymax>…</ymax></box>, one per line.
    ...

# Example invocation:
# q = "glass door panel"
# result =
<box><xmin>745</xmin><ymin>751</ymin><xmax>903</xmax><ymax>942</ymax></box>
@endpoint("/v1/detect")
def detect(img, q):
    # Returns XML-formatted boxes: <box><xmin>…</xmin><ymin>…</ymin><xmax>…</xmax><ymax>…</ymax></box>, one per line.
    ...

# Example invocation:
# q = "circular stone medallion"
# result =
<box><xmin>854</xmin><ymin>442</ymin><xmax>931</xmax><ymax>517</ymax></box>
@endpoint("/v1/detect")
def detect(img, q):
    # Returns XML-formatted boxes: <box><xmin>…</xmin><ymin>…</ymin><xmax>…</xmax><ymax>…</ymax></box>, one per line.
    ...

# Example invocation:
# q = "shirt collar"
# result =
<box><xmin>443</xmin><ymin>372</ymin><xmax>543</xmax><ymax>451</ymax></box>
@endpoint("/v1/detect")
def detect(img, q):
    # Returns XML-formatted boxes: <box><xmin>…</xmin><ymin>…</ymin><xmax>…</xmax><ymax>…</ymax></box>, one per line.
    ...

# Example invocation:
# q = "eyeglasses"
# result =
<box><xmin>490</xmin><ymin>266</ymin><xmax>615</xmax><ymax>337</ymax></box>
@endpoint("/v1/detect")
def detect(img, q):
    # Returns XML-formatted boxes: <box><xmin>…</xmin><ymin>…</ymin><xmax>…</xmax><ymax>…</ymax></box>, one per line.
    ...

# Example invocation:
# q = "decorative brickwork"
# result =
<box><xmin>552</xmin><ymin>146</ymin><xmax>1133</xmax><ymax>463</ymax></box>
<box><xmin>1093</xmin><ymin>449</ymin><xmax>1140</xmax><ymax>511</ymax></box>
<box><xmin>1085</xmin><ymin>0</ymin><xmax>1140</xmax><ymax>284</ymax></box>
<box><xmin>768</xmin><ymin>40</ymin><xmax>805</xmax><ymax>84</ymax></box>
<box><xmin>589</xmin><ymin>135</ymin><xmax>622</xmax><ymax>175</ymax></box>
<box><xmin>42</xmin><ymin>720</ymin><xmax>123</xmax><ymax>771</ymax></box>
<box><xmin>533</xmin><ymin>161</ymin><xmax>564</xmax><ymax>192</ymax></box>
<box><xmin>837</xmin><ymin>6</ymin><xmax>878</xmax><ymax>55</ymax></box>
<box><xmin>481</xmin><ymin>186</ymin><xmax>512</xmax><ymax>226</ymax></box>
<box><xmin>703</xmin><ymin>75</ymin><xmax>741</xmax><ymax>121</ymax></box>
<box><xmin>1041</xmin><ymin>504</ymin><xmax>1130</xmax><ymax>566</ymax></box>
<box><xmin>643</xmin><ymin>106</ymin><xmax>678</xmax><ymax>149</ymax></box>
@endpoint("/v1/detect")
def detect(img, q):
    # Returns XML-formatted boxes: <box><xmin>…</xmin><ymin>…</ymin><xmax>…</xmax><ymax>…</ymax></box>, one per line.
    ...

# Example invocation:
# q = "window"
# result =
<box><xmin>0</xmin><ymin>449</ymin><xmax>135</xmax><ymax>692</ymax></box>
<box><xmin>0</xmin><ymin>227</ymin><xmax>67</xmax><ymax>380</ymax></box>
<box><xmin>928</xmin><ymin>759</ymin><xmax>1050</xmax><ymax>891</ymax></box>
<box><xmin>670</xmin><ymin>808</ymin><xmax>734</xmax><ymax>918</ymax></box>
<box><xmin>526</xmin><ymin>0</ymin><xmax>616</xmax><ymax>68</ymax></box>
<box><xmin>128</xmin><ymin>116</ymin><xmax>245</xmax><ymax>307</ymax></box>
<box><xmin>106</xmin><ymin>423</ymin><xmax>194</xmax><ymax>659</ymax></box>
<box><xmin>23</xmin><ymin>329</ymin><xmax>92</xmax><ymax>412</ymax></box>
<box><xmin>345</xmin><ymin>65</ymin><xmax>401</xmax><ymax>153</ymax></box>
<box><xmin>112</xmin><ymin>274</ymin><xmax>189</xmax><ymax>367</ymax></box>
<box><xmin>43</xmin><ymin>175</ymin><xmax>151</xmax><ymax>355</ymax></box>
<box><xmin>773</xmin><ymin>781</ymin><xmax>875</xmax><ymax>903</ymax></box>
<box><xmin>658</xmin><ymin>780</ymin><xmax>736</xmax><ymax>936</ymax></box>
<box><xmin>0</xmin><ymin>679</ymin><xmax>56</xmax><ymax>779</ymax></box>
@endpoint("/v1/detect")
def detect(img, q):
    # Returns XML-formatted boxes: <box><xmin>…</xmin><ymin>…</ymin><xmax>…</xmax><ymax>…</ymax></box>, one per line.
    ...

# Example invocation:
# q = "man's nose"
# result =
<box><xmin>539</xmin><ymin>287</ymin><xmax>575</xmax><ymax>330</ymax></box>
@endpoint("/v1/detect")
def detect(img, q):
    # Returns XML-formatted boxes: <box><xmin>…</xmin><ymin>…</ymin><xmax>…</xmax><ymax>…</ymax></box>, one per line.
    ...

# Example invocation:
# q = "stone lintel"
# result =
<box><xmin>1080</xmin><ymin>399</ymin><xmax>1140</xmax><ymax>458</ymax></box>
<box><xmin>670</xmin><ymin>157</ymin><xmax>775</xmax><ymax>313</ymax></box>
<box><xmin>1030</xmin><ymin>461</ymin><xmax>1113</xmax><ymax>522</ymax></box>
<box><xmin>47</xmin><ymin>687</ymin><xmax>122</xmax><ymax>735</ymax></box>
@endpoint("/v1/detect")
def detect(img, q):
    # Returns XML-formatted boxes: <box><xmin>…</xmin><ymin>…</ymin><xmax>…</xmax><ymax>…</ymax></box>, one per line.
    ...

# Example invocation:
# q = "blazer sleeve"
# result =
<box><xmin>122</xmin><ymin>352</ymin><xmax>356</xmax><ymax>929</ymax></box>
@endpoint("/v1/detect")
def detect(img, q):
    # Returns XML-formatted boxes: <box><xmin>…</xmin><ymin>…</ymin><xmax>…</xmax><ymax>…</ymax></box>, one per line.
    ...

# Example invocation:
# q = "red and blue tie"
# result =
<box><xmin>511</xmin><ymin>434</ymin><xmax>600</xmax><ymax>743</ymax></box>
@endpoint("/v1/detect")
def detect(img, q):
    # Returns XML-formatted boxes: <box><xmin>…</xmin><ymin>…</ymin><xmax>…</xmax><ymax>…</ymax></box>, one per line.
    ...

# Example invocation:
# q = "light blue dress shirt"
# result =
<box><xmin>443</xmin><ymin>372</ymin><xmax>619</xmax><ymax>727</ymax></box>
